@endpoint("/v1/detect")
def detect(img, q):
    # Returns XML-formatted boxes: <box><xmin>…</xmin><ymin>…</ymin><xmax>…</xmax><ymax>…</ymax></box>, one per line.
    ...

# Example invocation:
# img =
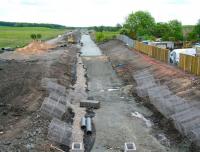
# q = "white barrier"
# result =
<box><xmin>117</xmin><ymin>35</ymin><xmax>135</xmax><ymax>48</ymax></box>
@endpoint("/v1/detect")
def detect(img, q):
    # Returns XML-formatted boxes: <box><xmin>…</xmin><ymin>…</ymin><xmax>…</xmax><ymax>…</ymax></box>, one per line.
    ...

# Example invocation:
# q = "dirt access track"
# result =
<box><xmin>0</xmin><ymin>33</ymin><xmax>78</xmax><ymax>151</ymax></box>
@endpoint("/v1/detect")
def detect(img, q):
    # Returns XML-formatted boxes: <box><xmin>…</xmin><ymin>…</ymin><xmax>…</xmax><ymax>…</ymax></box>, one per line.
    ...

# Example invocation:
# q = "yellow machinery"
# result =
<box><xmin>67</xmin><ymin>33</ymin><xmax>75</xmax><ymax>44</ymax></box>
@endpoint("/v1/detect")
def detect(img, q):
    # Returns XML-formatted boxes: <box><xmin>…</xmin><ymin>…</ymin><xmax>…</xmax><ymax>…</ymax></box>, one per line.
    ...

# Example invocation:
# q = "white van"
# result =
<box><xmin>170</xmin><ymin>48</ymin><xmax>196</xmax><ymax>64</ymax></box>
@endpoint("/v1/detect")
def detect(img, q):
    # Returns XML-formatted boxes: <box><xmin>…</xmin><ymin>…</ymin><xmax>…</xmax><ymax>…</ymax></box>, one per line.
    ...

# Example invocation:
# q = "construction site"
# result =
<box><xmin>0</xmin><ymin>30</ymin><xmax>200</xmax><ymax>152</ymax></box>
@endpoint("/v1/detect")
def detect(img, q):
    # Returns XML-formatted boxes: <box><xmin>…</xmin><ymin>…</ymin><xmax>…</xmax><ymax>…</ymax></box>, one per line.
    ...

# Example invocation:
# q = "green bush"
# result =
<box><xmin>95</xmin><ymin>32</ymin><xmax>119</xmax><ymax>43</ymax></box>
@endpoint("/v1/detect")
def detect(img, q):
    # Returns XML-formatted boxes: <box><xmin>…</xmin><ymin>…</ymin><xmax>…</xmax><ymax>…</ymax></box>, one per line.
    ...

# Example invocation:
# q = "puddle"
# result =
<box><xmin>131</xmin><ymin>111</ymin><xmax>152</xmax><ymax>128</ymax></box>
<box><xmin>80</xmin><ymin>35</ymin><xmax>102</xmax><ymax>56</ymax></box>
<box><xmin>107</xmin><ymin>88</ymin><xmax>120</xmax><ymax>91</ymax></box>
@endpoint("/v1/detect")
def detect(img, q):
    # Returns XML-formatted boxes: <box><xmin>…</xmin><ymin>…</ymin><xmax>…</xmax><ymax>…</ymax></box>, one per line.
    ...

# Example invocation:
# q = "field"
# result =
<box><xmin>95</xmin><ymin>31</ymin><xmax>119</xmax><ymax>43</ymax></box>
<box><xmin>0</xmin><ymin>26</ymin><xmax>66</xmax><ymax>48</ymax></box>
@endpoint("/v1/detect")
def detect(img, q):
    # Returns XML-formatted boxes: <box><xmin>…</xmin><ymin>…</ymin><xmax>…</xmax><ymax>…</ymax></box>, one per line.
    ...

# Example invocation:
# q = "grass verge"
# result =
<box><xmin>95</xmin><ymin>31</ymin><xmax>119</xmax><ymax>43</ymax></box>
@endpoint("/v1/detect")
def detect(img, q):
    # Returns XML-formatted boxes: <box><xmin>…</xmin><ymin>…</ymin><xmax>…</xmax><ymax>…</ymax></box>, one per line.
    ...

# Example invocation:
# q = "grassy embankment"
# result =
<box><xmin>0</xmin><ymin>26</ymin><xmax>66</xmax><ymax>48</ymax></box>
<box><xmin>95</xmin><ymin>31</ymin><xmax>120</xmax><ymax>43</ymax></box>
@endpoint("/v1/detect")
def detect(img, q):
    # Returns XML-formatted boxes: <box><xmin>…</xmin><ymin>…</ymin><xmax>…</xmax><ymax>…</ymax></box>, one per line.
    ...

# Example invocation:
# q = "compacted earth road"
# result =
<box><xmin>80</xmin><ymin>34</ymin><xmax>191</xmax><ymax>152</ymax></box>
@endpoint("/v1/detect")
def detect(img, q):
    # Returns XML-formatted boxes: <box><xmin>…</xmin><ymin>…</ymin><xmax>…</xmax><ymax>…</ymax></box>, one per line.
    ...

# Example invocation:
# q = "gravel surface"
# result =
<box><xmin>81</xmin><ymin>35</ymin><xmax>173</xmax><ymax>152</ymax></box>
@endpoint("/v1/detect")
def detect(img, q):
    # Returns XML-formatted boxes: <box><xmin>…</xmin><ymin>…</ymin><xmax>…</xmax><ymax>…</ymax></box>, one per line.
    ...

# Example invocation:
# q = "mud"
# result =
<box><xmin>99</xmin><ymin>39</ymin><xmax>200</xmax><ymax>151</ymax></box>
<box><xmin>0</xmin><ymin>36</ymin><xmax>78</xmax><ymax>151</ymax></box>
<box><xmin>80</xmin><ymin>35</ymin><xmax>182</xmax><ymax>152</ymax></box>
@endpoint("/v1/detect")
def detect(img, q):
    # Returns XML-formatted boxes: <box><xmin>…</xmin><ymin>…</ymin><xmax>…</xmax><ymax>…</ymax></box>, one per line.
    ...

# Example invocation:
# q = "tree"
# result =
<box><xmin>187</xmin><ymin>19</ymin><xmax>200</xmax><ymax>41</ymax></box>
<box><xmin>168</xmin><ymin>20</ymin><xmax>183</xmax><ymax>41</ymax></box>
<box><xmin>124</xmin><ymin>11</ymin><xmax>155</xmax><ymax>39</ymax></box>
<box><xmin>116</xmin><ymin>23</ymin><xmax>122</xmax><ymax>28</ymax></box>
<box><xmin>36</xmin><ymin>34</ymin><xmax>42</xmax><ymax>40</ymax></box>
<box><xmin>154</xmin><ymin>22</ymin><xmax>170</xmax><ymax>39</ymax></box>
<box><xmin>30</xmin><ymin>34</ymin><xmax>36</xmax><ymax>40</ymax></box>
<box><xmin>194</xmin><ymin>19</ymin><xmax>200</xmax><ymax>40</ymax></box>
<box><xmin>154</xmin><ymin>20</ymin><xmax>183</xmax><ymax>41</ymax></box>
<box><xmin>187</xmin><ymin>31</ymin><xmax>198</xmax><ymax>41</ymax></box>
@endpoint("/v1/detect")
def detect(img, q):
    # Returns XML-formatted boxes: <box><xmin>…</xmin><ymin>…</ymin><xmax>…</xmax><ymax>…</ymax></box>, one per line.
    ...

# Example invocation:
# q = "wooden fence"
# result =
<box><xmin>117</xmin><ymin>35</ymin><xmax>200</xmax><ymax>76</ymax></box>
<box><xmin>134</xmin><ymin>41</ymin><xmax>169</xmax><ymax>63</ymax></box>
<box><xmin>179</xmin><ymin>54</ymin><xmax>200</xmax><ymax>76</ymax></box>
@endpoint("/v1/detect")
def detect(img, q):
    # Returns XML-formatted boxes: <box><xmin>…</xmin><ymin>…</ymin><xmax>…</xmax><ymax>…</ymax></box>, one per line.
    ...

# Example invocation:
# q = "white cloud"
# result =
<box><xmin>0</xmin><ymin>0</ymin><xmax>199</xmax><ymax>26</ymax></box>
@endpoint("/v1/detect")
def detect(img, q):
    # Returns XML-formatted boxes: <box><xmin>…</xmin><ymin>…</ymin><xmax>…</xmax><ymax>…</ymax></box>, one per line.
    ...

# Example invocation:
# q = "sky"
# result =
<box><xmin>0</xmin><ymin>0</ymin><xmax>199</xmax><ymax>27</ymax></box>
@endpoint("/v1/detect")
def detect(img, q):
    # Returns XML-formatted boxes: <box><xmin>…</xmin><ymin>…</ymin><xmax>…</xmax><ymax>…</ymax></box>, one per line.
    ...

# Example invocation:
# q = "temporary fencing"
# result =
<box><xmin>117</xmin><ymin>35</ymin><xmax>134</xmax><ymax>48</ymax></box>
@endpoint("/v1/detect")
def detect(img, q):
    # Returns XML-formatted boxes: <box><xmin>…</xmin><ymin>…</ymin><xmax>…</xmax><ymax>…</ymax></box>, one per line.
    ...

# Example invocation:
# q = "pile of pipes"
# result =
<box><xmin>81</xmin><ymin>117</ymin><xmax>92</xmax><ymax>134</ymax></box>
<box><xmin>40</xmin><ymin>78</ymin><xmax>72</xmax><ymax>147</ymax></box>
<box><xmin>133</xmin><ymin>71</ymin><xmax>200</xmax><ymax>146</ymax></box>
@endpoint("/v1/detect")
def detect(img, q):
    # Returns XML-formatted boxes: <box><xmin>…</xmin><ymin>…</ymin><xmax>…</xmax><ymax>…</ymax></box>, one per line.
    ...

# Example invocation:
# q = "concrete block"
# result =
<box><xmin>71</xmin><ymin>142</ymin><xmax>84</xmax><ymax>152</ymax></box>
<box><xmin>80</xmin><ymin>100</ymin><xmax>100</xmax><ymax>109</ymax></box>
<box><xmin>124</xmin><ymin>142</ymin><xmax>136</xmax><ymax>152</ymax></box>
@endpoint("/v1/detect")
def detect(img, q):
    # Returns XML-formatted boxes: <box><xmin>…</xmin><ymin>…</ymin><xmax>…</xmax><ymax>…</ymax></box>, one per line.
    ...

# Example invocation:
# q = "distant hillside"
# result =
<box><xmin>0</xmin><ymin>21</ymin><xmax>67</xmax><ymax>29</ymax></box>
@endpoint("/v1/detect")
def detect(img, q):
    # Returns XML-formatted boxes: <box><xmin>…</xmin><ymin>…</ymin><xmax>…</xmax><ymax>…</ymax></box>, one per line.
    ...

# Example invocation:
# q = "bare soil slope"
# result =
<box><xmin>0</xmin><ymin>45</ymin><xmax>78</xmax><ymax>151</ymax></box>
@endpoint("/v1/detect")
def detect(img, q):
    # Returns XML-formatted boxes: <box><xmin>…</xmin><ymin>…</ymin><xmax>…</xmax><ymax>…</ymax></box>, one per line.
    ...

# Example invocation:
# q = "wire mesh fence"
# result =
<box><xmin>133</xmin><ymin>70</ymin><xmax>156</xmax><ymax>97</ymax></box>
<box><xmin>40</xmin><ymin>97</ymin><xmax>66</xmax><ymax>119</ymax></box>
<box><xmin>47</xmin><ymin>81</ymin><xmax>66</xmax><ymax>96</ymax></box>
<box><xmin>49</xmin><ymin>92</ymin><xmax>68</xmax><ymax>105</ymax></box>
<box><xmin>133</xmin><ymin>69</ymin><xmax>200</xmax><ymax>145</ymax></box>
<box><xmin>189</xmin><ymin>126</ymin><xmax>200</xmax><ymax>145</ymax></box>
<box><xmin>48</xmin><ymin>118</ymin><xmax>72</xmax><ymax>146</ymax></box>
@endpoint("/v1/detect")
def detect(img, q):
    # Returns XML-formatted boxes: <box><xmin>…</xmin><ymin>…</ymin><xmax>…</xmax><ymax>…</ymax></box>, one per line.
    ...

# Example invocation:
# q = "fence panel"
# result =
<box><xmin>118</xmin><ymin>35</ymin><xmax>169</xmax><ymax>63</ymax></box>
<box><xmin>179</xmin><ymin>54</ymin><xmax>200</xmax><ymax>76</ymax></box>
<box><xmin>118</xmin><ymin>35</ymin><xmax>200</xmax><ymax>76</ymax></box>
<box><xmin>134</xmin><ymin>40</ymin><xmax>169</xmax><ymax>63</ymax></box>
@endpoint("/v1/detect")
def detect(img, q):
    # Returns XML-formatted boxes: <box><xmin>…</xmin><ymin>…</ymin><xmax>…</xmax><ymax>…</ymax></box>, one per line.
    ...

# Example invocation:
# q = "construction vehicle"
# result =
<box><xmin>67</xmin><ymin>33</ymin><xmax>76</xmax><ymax>44</ymax></box>
<box><xmin>66</xmin><ymin>31</ymin><xmax>81</xmax><ymax>44</ymax></box>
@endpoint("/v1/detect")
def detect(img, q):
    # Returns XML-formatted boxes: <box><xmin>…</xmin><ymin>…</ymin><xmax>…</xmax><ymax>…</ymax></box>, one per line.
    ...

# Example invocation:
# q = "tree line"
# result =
<box><xmin>0</xmin><ymin>21</ymin><xmax>67</xmax><ymax>29</ymax></box>
<box><xmin>91</xmin><ymin>11</ymin><xmax>200</xmax><ymax>42</ymax></box>
<box><xmin>121</xmin><ymin>11</ymin><xmax>200</xmax><ymax>41</ymax></box>
<box><xmin>88</xmin><ymin>25</ymin><xmax>121</xmax><ymax>32</ymax></box>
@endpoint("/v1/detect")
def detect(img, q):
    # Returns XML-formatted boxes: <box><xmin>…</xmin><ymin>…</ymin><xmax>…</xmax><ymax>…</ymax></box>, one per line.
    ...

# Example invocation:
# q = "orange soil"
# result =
<box><xmin>17</xmin><ymin>41</ymin><xmax>56</xmax><ymax>54</ymax></box>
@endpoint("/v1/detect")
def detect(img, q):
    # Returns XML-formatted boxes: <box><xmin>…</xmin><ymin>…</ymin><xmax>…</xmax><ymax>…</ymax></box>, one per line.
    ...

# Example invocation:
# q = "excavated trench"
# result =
<box><xmin>79</xmin><ymin>34</ymin><xmax>192</xmax><ymax>152</ymax></box>
<box><xmin>99</xmin><ymin>39</ymin><xmax>200</xmax><ymax>151</ymax></box>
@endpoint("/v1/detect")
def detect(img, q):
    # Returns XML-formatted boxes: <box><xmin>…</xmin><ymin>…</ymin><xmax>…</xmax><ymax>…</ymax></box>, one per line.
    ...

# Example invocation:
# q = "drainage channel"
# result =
<box><xmin>70</xmin><ymin>34</ymin><xmax>102</xmax><ymax>152</ymax></box>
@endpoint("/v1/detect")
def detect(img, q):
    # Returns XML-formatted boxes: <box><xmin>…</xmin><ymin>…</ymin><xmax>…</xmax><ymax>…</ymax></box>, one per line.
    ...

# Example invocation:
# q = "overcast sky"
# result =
<box><xmin>0</xmin><ymin>0</ymin><xmax>199</xmax><ymax>27</ymax></box>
